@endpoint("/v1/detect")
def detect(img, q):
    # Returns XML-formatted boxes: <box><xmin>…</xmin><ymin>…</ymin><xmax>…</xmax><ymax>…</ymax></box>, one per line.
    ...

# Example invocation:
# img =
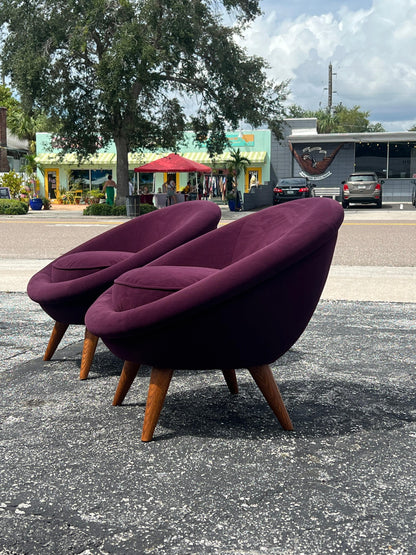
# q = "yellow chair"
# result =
<box><xmin>73</xmin><ymin>189</ymin><xmax>83</xmax><ymax>204</ymax></box>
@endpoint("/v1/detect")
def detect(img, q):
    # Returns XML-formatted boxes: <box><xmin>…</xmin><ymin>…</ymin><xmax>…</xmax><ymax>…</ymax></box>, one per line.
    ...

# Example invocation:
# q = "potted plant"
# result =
<box><xmin>226</xmin><ymin>148</ymin><xmax>249</xmax><ymax>211</ymax></box>
<box><xmin>29</xmin><ymin>197</ymin><xmax>43</xmax><ymax>210</ymax></box>
<box><xmin>225</xmin><ymin>173</ymin><xmax>241</xmax><ymax>211</ymax></box>
<box><xmin>85</xmin><ymin>188</ymin><xmax>105</xmax><ymax>205</ymax></box>
<box><xmin>42</xmin><ymin>196</ymin><xmax>51</xmax><ymax>210</ymax></box>
<box><xmin>226</xmin><ymin>183</ymin><xmax>237</xmax><ymax>211</ymax></box>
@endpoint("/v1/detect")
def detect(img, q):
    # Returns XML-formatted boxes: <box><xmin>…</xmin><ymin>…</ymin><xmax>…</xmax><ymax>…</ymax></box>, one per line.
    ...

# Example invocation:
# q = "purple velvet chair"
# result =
<box><xmin>27</xmin><ymin>201</ymin><xmax>221</xmax><ymax>378</ymax></box>
<box><xmin>85</xmin><ymin>198</ymin><xmax>344</xmax><ymax>441</ymax></box>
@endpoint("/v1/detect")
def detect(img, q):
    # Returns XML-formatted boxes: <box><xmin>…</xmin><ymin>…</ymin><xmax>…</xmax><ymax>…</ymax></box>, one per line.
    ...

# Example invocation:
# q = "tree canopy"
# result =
<box><xmin>0</xmin><ymin>85</ymin><xmax>55</xmax><ymax>150</ymax></box>
<box><xmin>287</xmin><ymin>103</ymin><xmax>385</xmax><ymax>134</ymax></box>
<box><xmin>0</xmin><ymin>84</ymin><xmax>20</xmax><ymax>114</ymax></box>
<box><xmin>0</xmin><ymin>0</ymin><xmax>287</xmax><ymax>198</ymax></box>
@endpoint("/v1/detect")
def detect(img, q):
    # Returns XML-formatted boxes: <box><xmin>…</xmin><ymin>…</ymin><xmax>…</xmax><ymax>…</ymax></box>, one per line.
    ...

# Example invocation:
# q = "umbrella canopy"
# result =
<box><xmin>134</xmin><ymin>153</ymin><xmax>211</xmax><ymax>173</ymax></box>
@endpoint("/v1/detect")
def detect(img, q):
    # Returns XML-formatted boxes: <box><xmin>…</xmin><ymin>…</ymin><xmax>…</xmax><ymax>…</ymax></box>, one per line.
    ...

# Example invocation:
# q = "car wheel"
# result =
<box><xmin>376</xmin><ymin>198</ymin><xmax>382</xmax><ymax>208</ymax></box>
<box><xmin>342</xmin><ymin>199</ymin><xmax>349</xmax><ymax>209</ymax></box>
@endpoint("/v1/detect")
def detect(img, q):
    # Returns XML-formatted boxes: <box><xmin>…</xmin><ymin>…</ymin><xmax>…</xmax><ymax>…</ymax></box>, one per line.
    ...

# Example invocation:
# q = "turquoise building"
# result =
<box><xmin>35</xmin><ymin>130</ymin><xmax>272</xmax><ymax>202</ymax></box>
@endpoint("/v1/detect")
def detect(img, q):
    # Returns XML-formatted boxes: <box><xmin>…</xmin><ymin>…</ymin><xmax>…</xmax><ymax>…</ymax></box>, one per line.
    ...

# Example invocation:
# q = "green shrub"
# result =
<box><xmin>42</xmin><ymin>197</ymin><xmax>51</xmax><ymax>210</ymax></box>
<box><xmin>139</xmin><ymin>203</ymin><xmax>158</xmax><ymax>215</ymax></box>
<box><xmin>0</xmin><ymin>171</ymin><xmax>24</xmax><ymax>198</ymax></box>
<box><xmin>112</xmin><ymin>204</ymin><xmax>127</xmax><ymax>216</ymax></box>
<box><xmin>83</xmin><ymin>202</ymin><xmax>156</xmax><ymax>216</ymax></box>
<box><xmin>0</xmin><ymin>199</ymin><xmax>29</xmax><ymax>215</ymax></box>
<box><xmin>83</xmin><ymin>203</ymin><xmax>113</xmax><ymax>215</ymax></box>
<box><xmin>85</xmin><ymin>188</ymin><xmax>105</xmax><ymax>204</ymax></box>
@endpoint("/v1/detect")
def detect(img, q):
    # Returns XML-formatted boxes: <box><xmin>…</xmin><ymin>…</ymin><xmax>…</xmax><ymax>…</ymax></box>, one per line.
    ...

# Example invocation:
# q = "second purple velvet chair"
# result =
<box><xmin>27</xmin><ymin>201</ymin><xmax>221</xmax><ymax>378</ymax></box>
<box><xmin>85</xmin><ymin>198</ymin><xmax>344</xmax><ymax>441</ymax></box>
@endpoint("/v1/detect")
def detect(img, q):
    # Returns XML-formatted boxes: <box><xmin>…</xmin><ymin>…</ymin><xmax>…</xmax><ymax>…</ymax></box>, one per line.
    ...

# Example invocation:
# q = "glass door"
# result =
<box><xmin>246</xmin><ymin>167</ymin><xmax>262</xmax><ymax>191</ymax></box>
<box><xmin>45</xmin><ymin>169</ymin><xmax>60</xmax><ymax>200</ymax></box>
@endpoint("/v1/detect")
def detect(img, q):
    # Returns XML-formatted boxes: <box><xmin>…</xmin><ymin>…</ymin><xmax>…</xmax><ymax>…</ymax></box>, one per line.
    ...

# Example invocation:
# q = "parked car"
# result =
<box><xmin>341</xmin><ymin>172</ymin><xmax>384</xmax><ymax>209</ymax></box>
<box><xmin>412</xmin><ymin>182</ymin><xmax>416</xmax><ymax>208</ymax></box>
<box><xmin>273</xmin><ymin>177</ymin><xmax>315</xmax><ymax>204</ymax></box>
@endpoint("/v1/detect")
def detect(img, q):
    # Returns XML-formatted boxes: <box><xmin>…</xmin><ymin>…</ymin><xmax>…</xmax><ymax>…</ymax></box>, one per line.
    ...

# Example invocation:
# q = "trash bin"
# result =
<box><xmin>126</xmin><ymin>195</ymin><xmax>140</xmax><ymax>218</ymax></box>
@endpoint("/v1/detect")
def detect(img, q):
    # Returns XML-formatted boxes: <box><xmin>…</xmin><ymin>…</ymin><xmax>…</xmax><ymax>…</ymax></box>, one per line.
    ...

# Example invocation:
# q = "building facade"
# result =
<box><xmin>271</xmin><ymin>119</ymin><xmax>416</xmax><ymax>202</ymax></box>
<box><xmin>35</xmin><ymin>121</ymin><xmax>416</xmax><ymax>204</ymax></box>
<box><xmin>35</xmin><ymin>130</ymin><xmax>272</xmax><ymax>201</ymax></box>
<box><xmin>0</xmin><ymin>107</ymin><xmax>29</xmax><ymax>173</ymax></box>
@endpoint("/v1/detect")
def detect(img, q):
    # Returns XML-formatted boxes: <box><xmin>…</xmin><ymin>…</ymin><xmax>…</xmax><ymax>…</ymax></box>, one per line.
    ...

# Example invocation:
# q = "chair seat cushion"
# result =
<box><xmin>112</xmin><ymin>266</ymin><xmax>218</xmax><ymax>311</ymax></box>
<box><xmin>51</xmin><ymin>251</ymin><xmax>132</xmax><ymax>282</ymax></box>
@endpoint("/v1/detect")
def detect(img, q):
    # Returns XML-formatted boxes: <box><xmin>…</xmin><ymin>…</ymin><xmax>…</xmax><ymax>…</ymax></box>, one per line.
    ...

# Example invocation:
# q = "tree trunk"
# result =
<box><xmin>114</xmin><ymin>135</ymin><xmax>129</xmax><ymax>204</ymax></box>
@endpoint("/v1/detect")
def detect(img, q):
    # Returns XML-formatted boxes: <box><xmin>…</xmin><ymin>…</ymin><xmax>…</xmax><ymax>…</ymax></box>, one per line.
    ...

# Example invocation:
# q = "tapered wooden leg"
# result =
<box><xmin>141</xmin><ymin>368</ymin><xmax>174</xmax><ymax>442</ymax></box>
<box><xmin>79</xmin><ymin>328</ymin><xmax>99</xmax><ymax>380</ymax></box>
<box><xmin>112</xmin><ymin>361</ymin><xmax>141</xmax><ymax>405</ymax></box>
<box><xmin>248</xmin><ymin>365</ymin><xmax>293</xmax><ymax>431</ymax></box>
<box><xmin>43</xmin><ymin>321</ymin><xmax>69</xmax><ymax>361</ymax></box>
<box><xmin>222</xmin><ymin>369</ymin><xmax>238</xmax><ymax>394</ymax></box>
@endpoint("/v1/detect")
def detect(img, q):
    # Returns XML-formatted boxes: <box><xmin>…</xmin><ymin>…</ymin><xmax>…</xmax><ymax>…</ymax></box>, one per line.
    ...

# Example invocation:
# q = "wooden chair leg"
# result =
<box><xmin>248</xmin><ymin>365</ymin><xmax>294</xmax><ymax>431</ymax></box>
<box><xmin>141</xmin><ymin>368</ymin><xmax>174</xmax><ymax>442</ymax></box>
<box><xmin>112</xmin><ymin>361</ymin><xmax>141</xmax><ymax>406</ymax></box>
<box><xmin>43</xmin><ymin>321</ymin><xmax>69</xmax><ymax>361</ymax></box>
<box><xmin>79</xmin><ymin>328</ymin><xmax>99</xmax><ymax>380</ymax></box>
<box><xmin>222</xmin><ymin>369</ymin><xmax>238</xmax><ymax>394</ymax></box>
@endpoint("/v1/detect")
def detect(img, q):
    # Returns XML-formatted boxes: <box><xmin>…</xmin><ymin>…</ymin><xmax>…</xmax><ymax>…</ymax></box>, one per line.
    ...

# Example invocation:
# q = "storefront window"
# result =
<box><xmin>69</xmin><ymin>170</ymin><xmax>90</xmax><ymax>190</ymax></box>
<box><xmin>388</xmin><ymin>142</ymin><xmax>416</xmax><ymax>178</ymax></box>
<box><xmin>354</xmin><ymin>142</ymin><xmax>387</xmax><ymax>178</ymax></box>
<box><xmin>91</xmin><ymin>170</ymin><xmax>111</xmax><ymax>190</ymax></box>
<box><xmin>69</xmin><ymin>169</ymin><xmax>111</xmax><ymax>190</ymax></box>
<box><xmin>139</xmin><ymin>172</ymin><xmax>154</xmax><ymax>193</ymax></box>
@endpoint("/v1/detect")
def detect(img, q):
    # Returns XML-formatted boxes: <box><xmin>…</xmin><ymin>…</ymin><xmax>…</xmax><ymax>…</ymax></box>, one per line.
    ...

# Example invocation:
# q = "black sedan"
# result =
<box><xmin>273</xmin><ymin>177</ymin><xmax>315</xmax><ymax>204</ymax></box>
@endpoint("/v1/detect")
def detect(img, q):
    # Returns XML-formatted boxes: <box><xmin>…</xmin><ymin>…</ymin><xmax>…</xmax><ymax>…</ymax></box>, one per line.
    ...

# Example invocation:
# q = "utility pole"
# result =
<box><xmin>327</xmin><ymin>62</ymin><xmax>336</xmax><ymax>113</ymax></box>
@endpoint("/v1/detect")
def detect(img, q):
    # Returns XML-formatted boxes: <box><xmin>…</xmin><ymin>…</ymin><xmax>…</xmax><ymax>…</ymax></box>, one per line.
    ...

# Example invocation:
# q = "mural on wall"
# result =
<box><xmin>289</xmin><ymin>142</ymin><xmax>343</xmax><ymax>180</ymax></box>
<box><xmin>197</xmin><ymin>133</ymin><xmax>254</xmax><ymax>149</ymax></box>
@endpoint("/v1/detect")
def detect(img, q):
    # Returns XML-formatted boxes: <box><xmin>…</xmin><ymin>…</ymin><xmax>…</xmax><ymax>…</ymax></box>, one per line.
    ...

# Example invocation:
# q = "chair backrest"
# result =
<box><xmin>86</xmin><ymin>198</ymin><xmax>344</xmax><ymax>369</ymax></box>
<box><xmin>27</xmin><ymin>201</ymin><xmax>221</xmax><ymax>323</ymax></box>
<box><xmin>147</xmin><ymin>197</ymin><xmax>343</xmax><ymax>273</ymax></box>
<box><xmin>68</xmin><ymin>200</ymin><xmax>221</xmax><ymax>255</ymax></box>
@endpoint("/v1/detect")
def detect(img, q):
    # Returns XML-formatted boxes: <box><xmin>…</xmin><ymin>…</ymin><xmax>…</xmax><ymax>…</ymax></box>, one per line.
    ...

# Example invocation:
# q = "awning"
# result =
<box><xmin>182</xmin><ymin>151</ymin><xmax>267</xmax><ymax>165</ymax></box>
<box><xmin>35</xmin><ymin>153</ymin><xmax>116</xmax><ymax>165</ymax></box>
<box><xmin>35</xmin><ymin>150</ymin><xmax>267</xmax><ymax>166</ymax></box>
<box><xmin>128</xmin><ymin>152</ymin><xmax>160</xmax><ymax>165</ymax></box>
<box><xmin>134</xmin><ymin>153</ymin><xmax>211</xmax><ymax>173</ymax></box>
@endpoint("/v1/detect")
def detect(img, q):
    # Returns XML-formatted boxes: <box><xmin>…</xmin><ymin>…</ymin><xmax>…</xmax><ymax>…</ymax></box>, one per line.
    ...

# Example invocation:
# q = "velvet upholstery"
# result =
<box><xmin>27</xmin><ymin>201</ymin><xmax>221</xmax><ymax>368</ymax></box>
<box><xmin>112</xmin><ymin>266</ymin><xmax>218</xmax><ymax>311</ymax></box>
<box><xmin>85</xmin><ymin>198</ymin><xmax>344</xmax><ymax>440</ymax></box>
<box><xmin>51</xmin><ymin>251</ymin><xmax>133</xmax><ymax>283</ymax></box>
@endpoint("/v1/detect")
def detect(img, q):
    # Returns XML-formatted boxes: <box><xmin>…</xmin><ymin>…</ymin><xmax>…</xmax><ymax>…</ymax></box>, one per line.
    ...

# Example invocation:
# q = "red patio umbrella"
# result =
<box><xmin>134</xmin><ymin>153</ymin><xmax>211</xmax><ymax>173</ymax></box>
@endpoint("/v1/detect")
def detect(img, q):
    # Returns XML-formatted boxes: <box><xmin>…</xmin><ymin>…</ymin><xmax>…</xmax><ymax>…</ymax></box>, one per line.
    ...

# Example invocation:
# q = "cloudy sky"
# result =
<box><xmin>240</xmin><ymin>0</ymin><xmax>416</xmax><ymax>131</ymax></box>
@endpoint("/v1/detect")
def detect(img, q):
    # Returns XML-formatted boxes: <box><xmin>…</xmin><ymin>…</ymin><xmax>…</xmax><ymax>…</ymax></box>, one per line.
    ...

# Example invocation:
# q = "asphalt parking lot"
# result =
<box><xmin>1</xmin><ymin>201</ymin><xmax>415</xmax><ymax>554</ymax></box>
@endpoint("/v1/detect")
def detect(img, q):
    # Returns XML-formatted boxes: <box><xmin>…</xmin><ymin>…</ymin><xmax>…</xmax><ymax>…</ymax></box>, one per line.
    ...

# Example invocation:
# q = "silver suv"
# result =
<box><xmin>341</xmin><ymin>172</ymin><xmax>384</xmax><ymax>209</ymax></box>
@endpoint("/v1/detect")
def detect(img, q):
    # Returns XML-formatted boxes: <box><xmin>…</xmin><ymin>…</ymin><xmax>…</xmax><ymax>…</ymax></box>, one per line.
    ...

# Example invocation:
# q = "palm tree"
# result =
<box><xmin>228</xmin><ymin>147</ymin><xmax>250</xmax><ymax>178</ymax></box>
<box><xmin>8</xmin><ymin>109</ymin><xmax>56</xmax><ymax>153</ymax></box>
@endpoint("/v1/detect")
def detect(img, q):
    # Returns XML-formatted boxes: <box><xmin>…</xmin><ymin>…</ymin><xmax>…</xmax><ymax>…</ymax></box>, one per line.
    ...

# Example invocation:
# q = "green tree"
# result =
<box><xmin>0</xmin><ymin>0</ymin><xmax>287</xmax><ymax>200</ymax></box>
<box><xmin>228</xmin><ymin>147</ymin><xmax>250</xmax><ymax>177</ymax></box>
<box><xmin>367</xmin><ymin>122</ymin><xmax>386</xmax><ymax>132</ymax></box>
<box><xmin>0</xmin><ymin>84</ymin><xmax>20</xmax><ymax>114</ymax></box>
<box><xmin>0</xmin><ymin>170</ymin><xmax>24</xmax><ymax>198</ymax></box>
<box><xmin>0</xmin><ymin>85</ymin><xmax>55</xmax><ymax>151</ymax></box>
<box><xmin>332</xmin><ymin>104</ymin><xmax>370</xmax><ymax>132</ymax></box>
<box><xmin>287</xmin><ymin>103</ymin><xmax>385</xmax><ymax>133</ymax></box>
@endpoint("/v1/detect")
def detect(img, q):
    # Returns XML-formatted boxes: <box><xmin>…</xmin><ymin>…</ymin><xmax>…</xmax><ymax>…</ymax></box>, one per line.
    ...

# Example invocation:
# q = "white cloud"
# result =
<box><xmin>241</xmin><ymin>0</ymin><xmax>416</xmax><ymax>130</ymax></box>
